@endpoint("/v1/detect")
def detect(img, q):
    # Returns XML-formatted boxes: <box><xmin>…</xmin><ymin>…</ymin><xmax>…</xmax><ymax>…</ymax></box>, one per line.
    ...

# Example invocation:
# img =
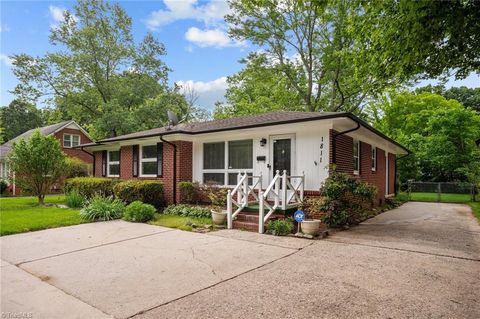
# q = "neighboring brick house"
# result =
<box><xmin>0</xmin><ymin>120</ymin><xmax>93</xmax><ymax>195</ymax></box>
<box><xmin>78</xmin><ymin>112</ymin><xmax>408</xmax><ymax>206</ymax></box>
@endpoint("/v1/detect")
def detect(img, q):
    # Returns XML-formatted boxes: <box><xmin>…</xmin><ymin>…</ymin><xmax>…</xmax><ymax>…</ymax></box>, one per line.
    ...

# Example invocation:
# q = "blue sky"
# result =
<box><xmin>0</xmin><ymin>0</ymin><xmax>479</xmax><ymax>111</ymax></box>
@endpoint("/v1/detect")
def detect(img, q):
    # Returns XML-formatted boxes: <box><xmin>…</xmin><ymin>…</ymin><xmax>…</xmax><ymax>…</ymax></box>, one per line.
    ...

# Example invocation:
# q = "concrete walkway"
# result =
<box><xmin>1</xmin><ymin>202</ymin><xmax>479</xmax><ymax>318</ymax></box>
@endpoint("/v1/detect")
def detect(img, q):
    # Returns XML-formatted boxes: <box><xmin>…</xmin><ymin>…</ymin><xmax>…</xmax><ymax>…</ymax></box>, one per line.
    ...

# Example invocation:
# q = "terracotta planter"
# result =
<box><xmin>211</xmin><ymin>210</ymin><xmax>227</xmax><ymax>225</ymax></box>
<box><xmin>301</xmin><ymin>219</ymin><xmax>322</xmax><ymax>236</ymax></box>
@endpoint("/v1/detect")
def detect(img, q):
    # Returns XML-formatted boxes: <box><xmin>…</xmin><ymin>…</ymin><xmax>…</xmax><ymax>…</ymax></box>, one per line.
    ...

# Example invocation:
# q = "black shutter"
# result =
<box><xmin>358</xmin><ymin>142</ymin><xmax>362</xmax><ymax>175</ymax></box>
<box><xmin>118</xmin><ymin>148</ymin><xmax>121</xmax><ymax>178</ymax></box>
<box><xmin>132</xmin><ymin>145</ymin><xmax>139</xmax><ymax>177</ymax></box>
<box><xmin>157</xmin><ymin>142</ymin><xmax>163</xmax><ymax>177</ymax></box>
<box><xmin>101</xmin><ymin>150</ymin><xmax>107</xmax><ymax>177</ymax></box>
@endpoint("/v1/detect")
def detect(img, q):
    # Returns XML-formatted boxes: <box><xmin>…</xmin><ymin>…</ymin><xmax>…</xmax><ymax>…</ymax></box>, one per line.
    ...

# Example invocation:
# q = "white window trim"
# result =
<box><xmin>63</xmin><ymin>133</ymin><xmax>81</xmax><ymax>148</ymax></box>
<box><xmin>202</xmin><ymin>140</ymin><xmax>254</xmax><ymax>186</ymax></box>
<box><xmin>107</xmin><ymin>150</ymin><xmax>120</xmax><ymax>178</ymax></box>
<box><xmin>353</xmin><ymin>140</ymin><xmax>360</xmax><ymax>175</ymax></box>
<box><xmin>140</xmin><ymin>145</ymin><xmax>157</xmax><ymax>177</ymax></box>
<box><xmin>371</xmin><ymin>146</ymin><xmax>377</xmax><ymax>172</ymax></box>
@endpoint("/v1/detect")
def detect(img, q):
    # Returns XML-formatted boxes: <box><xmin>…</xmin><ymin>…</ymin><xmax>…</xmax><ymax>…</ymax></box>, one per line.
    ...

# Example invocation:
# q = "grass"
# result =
<box><xmin>468</xmin><ymin>202</ymin><xmax>480</xmax><ymax>222</ymax></box>
<box><xmin>0</xmin><ymin>195</ymin><xmax>85</xmax><ymax>236</ymax></box>
<box><xmin>149</xmin><ymin>214</ymin><xmax>213</xmax><ymax>231</ymax></box>
<box><xmin>397</xmin><ymin>192</ymin><xmax>473</xmax><ymax>203</ymax></box>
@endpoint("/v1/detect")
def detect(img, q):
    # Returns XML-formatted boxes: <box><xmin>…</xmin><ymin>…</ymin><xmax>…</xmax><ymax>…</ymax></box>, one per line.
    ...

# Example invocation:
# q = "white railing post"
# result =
<box><xmin>258</xmin><ymin>172</ymin><xmax>263</xmax><ymax>194</ymax></box>
<box><xmin>282</xmin><ymin>170</ymin><xmax>287</xmax><ymax>210</ymax></box>
<box><xmin>258</xmin><ymin>191</ymin><xmax>264</xmax><ymax>234</ymax></box>
<box><xmin>237</xmin><ymin>172</ymin><xmax>242</xmax><ymax>205</ymax></box>
<box><xmin>300</xmin><ymin>171</ymin><xmax>305</xmax><ymax>201</ymax></box>
<box><xmin>227</xmin><ymin>190</ymin><xmax>233</xmax><ymax>229</ymax></box>
<box><xmin>274</xmin><ymin>170</ymin><xmax>280</xmax><ymax>208</ymax></box>
<box><xmin>243</xmin><ymin>170</ymin><xmax>248</xmax><ymax>207</ymax></box>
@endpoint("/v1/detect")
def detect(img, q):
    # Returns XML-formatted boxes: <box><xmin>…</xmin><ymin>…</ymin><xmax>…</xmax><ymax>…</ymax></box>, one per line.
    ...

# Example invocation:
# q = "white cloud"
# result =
<box><xmin>185</xmin><ymin>27</ymin><xmax>242</xmax><ymax>48</ymax></box>
<box><xmin>176</xmin><ymin>76</ymin><xmax>228</xmax><ymax>110</ymax></box>
<box><xmin>49</xmin><ymin>5</ymin><xmax>76</xmax><ymax>29</ymax></box>
<box><xmin>0</xmin><ymin>54</ymin><xmax>13</xmax><ymax>67</ymax></box>
<box><xmin>145</xmin><ymin>0</ymin><xmax>230</xmax><ymax>30</ymax></box>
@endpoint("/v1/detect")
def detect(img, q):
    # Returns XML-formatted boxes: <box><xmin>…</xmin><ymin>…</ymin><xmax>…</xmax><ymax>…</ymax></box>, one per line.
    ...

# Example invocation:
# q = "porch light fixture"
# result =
<box><xmin>260</xmin><ymin>138</ymin><xmax>267</xmax><ymax>147</ymax></box>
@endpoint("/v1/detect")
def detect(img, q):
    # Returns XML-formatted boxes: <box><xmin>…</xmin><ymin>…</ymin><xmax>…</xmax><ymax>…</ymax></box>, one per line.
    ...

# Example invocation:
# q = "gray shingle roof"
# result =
<box><xmin>0</xmin><ymin>120</ymin><xmax>72</xmax><ymax>159</ymax></box>
<box><xmin>98</xmin><ymin>111</ymin><xmax>343</xmax><ymax>143</ymax></box>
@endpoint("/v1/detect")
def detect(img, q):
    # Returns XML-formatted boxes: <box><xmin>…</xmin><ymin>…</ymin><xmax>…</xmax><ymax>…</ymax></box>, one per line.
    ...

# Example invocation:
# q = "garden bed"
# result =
<box><xmin>149</xmin><ymin>214</ymin><xmax>214</xmax><ymax>232</ymax></box>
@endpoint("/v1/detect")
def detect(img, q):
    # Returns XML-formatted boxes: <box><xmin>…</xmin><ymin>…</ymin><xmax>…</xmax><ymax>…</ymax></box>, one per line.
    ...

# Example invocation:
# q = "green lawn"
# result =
<box><xmin>0</xmin><ymin>195</ymin><xmax>85</xmax><ymax>236</ymax></box>
<box><xmin>468</xmin><ymin>202</ymin><xmax>480</xmax><ymax>222</ymax></box>
<box><xmin>149</xmin><ymin>214</ymin><xmax>213</xmax><ymax>232</ymax></box>
<box><xmin>397</xmin><ymin>192</ymin><xmax>473</xmax><ymax>203</ymax></box>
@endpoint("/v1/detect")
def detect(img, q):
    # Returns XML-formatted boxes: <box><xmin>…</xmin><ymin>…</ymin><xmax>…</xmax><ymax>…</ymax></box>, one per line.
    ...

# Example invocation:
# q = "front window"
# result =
<box><xmin>371</xmin><ymin>147</ymin><xmax>377</xmax><ymax>171</ymax></box>
<box><xmin>202</xmin><ymin>139</ymin><xmax>253</xmax><ymax>185</ymax></box>
<box><xmin>108</xmin><ymin>150</ymin><xmax>120</xmax><ymax>177</ymax></box>
<box><xmin>0</xmin><ymin>162</ymin><xmax>8</xmax><ymax>179</ymax></box>
<box><xmin>140</xmin><ymin>145</ymin><xmax>158</xmax><ymax>177</ymax></box>
<box><xmin>353</xmin><ymin>140</ymin><xmax>360</xmax><ymax>175</ymax></box>
<box><xmin>63</xmin><ymin>134</ymin><xmax>80</xmax><ymax>148</ymax></box>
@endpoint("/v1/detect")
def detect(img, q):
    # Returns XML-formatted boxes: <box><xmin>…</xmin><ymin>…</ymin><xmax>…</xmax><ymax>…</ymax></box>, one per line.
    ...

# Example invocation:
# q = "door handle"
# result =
<box><xmin>267</xmin><ymin>164</ymin><xmax>271</xmax><ymax>169</ymax></box>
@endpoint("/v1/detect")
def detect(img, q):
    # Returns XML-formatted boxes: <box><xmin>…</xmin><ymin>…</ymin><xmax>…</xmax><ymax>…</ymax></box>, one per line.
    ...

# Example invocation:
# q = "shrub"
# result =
<box><xmin>178</xmin><ymin>181</ymin><xmax>195</xmax><ymax>203</ymax></box>
<box><xmin>0</xmin><ymin>179</ymin><xmax>8</xmax><ymax>194</ymax></box>
<box><xmin>203</xmin><ymin>184</ymin><xmax>228</xmax><ymax>207</ymax></box>
<box><xmin>163</xmin><ymin>204</ymin><xmax>211</xmax><ymax>218</ymax></box>
<box><xmin>65</xmin><ymin>188</ymin><xmax>85</xmax><ymax>208</ymax></box>
<box><xmin>113</xmin><ymin>180</ymin><xmax>164</xmax><ymax>209</ymax></box>
<box><xmin>320</xmin><ymin>170</ymin><xmax>377</xmax><ymax>227</ymax></box>
<box><xmin>302</xmin><ymin>196</ymin><xmax>326</xmax><ymax>220</ymax></box>
<box><xmin>80</xmin><ymin>196</ymin><xmax>125</xmax><ymax>221</ymax></box>
<box><xmin>64</xmin><ymin>157</ymin><xmax>91</xmax><ymax>178</ymax></box>
<box><xmin>64</xmin><ymin>177</ymin><xmax>117</xmax><ymax>198</ymax></box>
<box><xmin>266</xmin><ymin>219</ymin><xmax>294</xmax><ymax>236</ymax></box>
<box><xmin>123</xmin><ymin>201</ymin><xmax>156</xmax><ymax>222</ymax></box>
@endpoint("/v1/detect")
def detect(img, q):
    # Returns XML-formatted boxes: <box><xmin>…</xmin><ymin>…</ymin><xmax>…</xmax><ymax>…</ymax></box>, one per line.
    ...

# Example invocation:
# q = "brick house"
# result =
<box><xmin>0</xmin><ymin>120</ymin><xmax>93</xmax><ymax>195</ymax></box>
<box><xmin>78</xmin><ymin>112</ymin><xmax>408</xmax><ymax>206</ymax></box>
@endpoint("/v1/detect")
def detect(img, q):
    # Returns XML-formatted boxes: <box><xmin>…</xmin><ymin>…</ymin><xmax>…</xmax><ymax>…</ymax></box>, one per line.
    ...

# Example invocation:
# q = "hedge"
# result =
<box><xmin>113</xmin><ymin>180</ymin><xmax>164</xmax><ymax>209</ymax></box>
<box><xmin>64</xmin><ymin>177</ymin><xmax>117</xmax><ymax>198</ymax></box>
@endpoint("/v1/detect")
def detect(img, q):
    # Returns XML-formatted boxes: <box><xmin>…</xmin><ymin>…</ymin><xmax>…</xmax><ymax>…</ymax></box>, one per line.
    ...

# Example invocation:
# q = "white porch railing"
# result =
<box><xmin>226</xmin><ymin>170</ymin><xmax>305</xmax><ymax>234</ymax></box>
<box><xmin>226</xmin><ymin>172</ymin><xmax>262</xmax><ymax>229</ymax></box>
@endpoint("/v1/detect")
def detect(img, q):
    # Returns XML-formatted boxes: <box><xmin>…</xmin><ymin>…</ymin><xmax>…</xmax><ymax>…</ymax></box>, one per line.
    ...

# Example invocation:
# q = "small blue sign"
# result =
<box><xmin>294</xmin><ymin>210</ymin><xmax>305</xmax><ymax>223</ymax></box>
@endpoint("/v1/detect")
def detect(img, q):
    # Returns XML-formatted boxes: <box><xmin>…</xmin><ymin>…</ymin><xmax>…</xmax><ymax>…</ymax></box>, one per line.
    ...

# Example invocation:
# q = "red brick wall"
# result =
<box><xmin>388</xmin><ymin>153</ymin><xmax>396</xmax><ymax>195</ymax></box>
<box><xmin>54</xmin><ymin>127</ymin><xmax>93</xmax><ymax>164</ymax></box>
<box><xmin>93</xmin><ymin>141</ymin><xmax>193</xmax><ymax>205</ymax></box>
<box><xmin>329</xmin><ymin>129</ymin><xmax>396</xmax><ymax>204</ymax></box>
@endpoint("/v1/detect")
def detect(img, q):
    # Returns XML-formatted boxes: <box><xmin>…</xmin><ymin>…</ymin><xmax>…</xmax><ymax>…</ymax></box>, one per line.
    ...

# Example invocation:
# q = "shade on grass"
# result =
<box><xmin>0</xmin><ymin>195</ymin><xmax>85</xmax><ymax>236</ymax></box>
<box><xmin>469</xmin><ymin>202</ymin><xmax>480</xmax><ymax>222</ymax></box>
<box><xmin>149</xmin><ymin>214</ymin><xmax>213</xmax><ymax>231</ymax></box>
<box><xmin>397</xmin><ymin>192</ymin><xmax>473</xmax><ymax>203</ymax></box>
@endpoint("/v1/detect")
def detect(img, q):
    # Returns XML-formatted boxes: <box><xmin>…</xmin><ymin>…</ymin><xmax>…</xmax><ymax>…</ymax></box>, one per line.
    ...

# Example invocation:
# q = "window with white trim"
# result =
<box><xmin>108</xmin><ymin>150</ymin><xmax>120</xmax><ymax>177</ymax></box>
<box><xmin>140</xmin><ymin>145</ymin><xmax>158</xmax><ymax>177</ymax></box>
<box><xmin>63</xmin><ymin>134</ymin><xmax>80</xmax><ymax>148</ymax></box>
<box><xmin>371</xmin><ymin>147</ymin><xmax>377</xmax><ymax>171</ymax></box>
<box><xmin>202</xmin><ymin>139</ymin><xmax>253</xmax><ymax>185</ymax></box>
<box><xmin>353</xmin><ymin>140</ymin><xmax>360</xmax><ymax>175</ymax></box>
<box><xmin>0</xmin><ymin>162</ymin><xmax>8</xmax><ymax>179</ymax></box>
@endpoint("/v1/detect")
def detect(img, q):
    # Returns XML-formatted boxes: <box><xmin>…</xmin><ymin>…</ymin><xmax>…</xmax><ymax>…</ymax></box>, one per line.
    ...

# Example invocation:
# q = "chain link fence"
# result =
<box><xmin>407</xmin><ymin>181</ymin><xmax>478</xmax><ymax>202</ymax></box>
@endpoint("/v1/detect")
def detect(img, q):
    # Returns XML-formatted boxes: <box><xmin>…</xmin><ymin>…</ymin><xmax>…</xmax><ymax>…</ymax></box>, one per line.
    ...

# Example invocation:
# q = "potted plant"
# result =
<box><xmin>211</xmin><ymin>208</ymin><xmax>227</xmax><ymax>225</ymax></box>
<box><xmin>208</xmin><ymin>186</ymin><xmax>228</xmax><ymax>225</ymax></box>
<box><xmin>301</xmin><ymin>219</ymin><xmax>322</xmax><ymax>236</ymax></box>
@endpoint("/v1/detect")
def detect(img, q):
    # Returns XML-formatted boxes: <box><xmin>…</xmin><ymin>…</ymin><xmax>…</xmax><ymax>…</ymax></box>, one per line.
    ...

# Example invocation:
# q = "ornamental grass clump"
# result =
<box><xmin>65</xmin><ymin>188</ymin><xmax>85</xmax><ymax>208</ymax></box>
<box><xmin>123</xmin><ymin>201</ymin><xmax>156</xmax><ymax>222</ymax></box>
<box><xmin>80</xmin><ymin>196</ymin><xmax>125</xmax><ymax>221</ymax></box>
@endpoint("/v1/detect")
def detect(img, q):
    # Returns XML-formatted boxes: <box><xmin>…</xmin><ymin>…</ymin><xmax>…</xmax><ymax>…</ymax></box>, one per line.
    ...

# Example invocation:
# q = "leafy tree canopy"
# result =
<box><xmin>371</xmin><ymin>92</ymin><xmax>480</xmax><ymax>183</ymax></box>
<box><xmin>415</xmin><ymin>85</ymin><xmax>480</xmax><ymax>112</ymax></box>
<box><xmin>11</xmin><ymin>0</ymin><xmax>190</xmax><ymax>139</ymax></box>
<box><xmin>8</xmin><ymin>130</ymin><xmax>66</xmax><ymax>205</ymax></box>
<box><xmin>0</xmin><ymin>99</ymin><xmax>43</xmax><ymax>142</ymax></box>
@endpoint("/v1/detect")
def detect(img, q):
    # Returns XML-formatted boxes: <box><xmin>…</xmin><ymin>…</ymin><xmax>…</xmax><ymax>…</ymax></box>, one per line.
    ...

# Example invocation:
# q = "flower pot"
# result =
<box><xmin>301</xmin><ymin>219</ymin><xmax>322</xmax><ymax>236</ymax></box>
<box><xmin>211</xmin><ymin>210</ymin><xmax>227</xmax><ymax>225</ymax></box>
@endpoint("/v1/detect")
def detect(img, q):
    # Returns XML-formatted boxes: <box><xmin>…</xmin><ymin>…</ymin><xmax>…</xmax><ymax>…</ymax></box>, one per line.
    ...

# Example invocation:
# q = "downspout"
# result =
<box><xmin>332</xmin><ymin>121</ymin><xmax>361</xmax><ymax>164</ymax></box>
<box><xmin>81</xmin><ymin>147</ymin><xmax>96</xmax><ymax>176</ymax></box>
<box><xmin>160</xmin><ymin>135</ymin><xmax>177</xmax><ymax>205</ymax></box>
<box><xmin>394</xmin><ymin>153</ymin><xmax>410</xmax><ymax>195</ymax></box>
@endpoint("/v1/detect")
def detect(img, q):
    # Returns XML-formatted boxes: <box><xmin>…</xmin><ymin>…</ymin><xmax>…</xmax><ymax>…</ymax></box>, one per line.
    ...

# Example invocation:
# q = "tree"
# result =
<box><xmin>356</xmin><ymin>0</ymin><xmax>480</xmax><ymax>82</ymax></box>
<box><xmin>11</xmin><ymin>0</ymin><xmax>176</xmax><ymax>139</ymax></box>
<box><xmin>415</xmin><ymin>85</ymin><xmax>480</xmax><ymax>112</ymax></box>
<box><xmin>214</xmin><ymin>52</ymin><xmax>304</xmax><ymax>119</ymax></box>
<box><xmin>371</xmin><ymin>92</ymin><xmax>480</xmax><ymax>184</ymax></box>
<box><xmin>0</xmin><ymin>99</ymin><xmax>43</xmax><ymax>142</ymax></box>
<box><xmin>225</xmin><ymin>0</ymin><xmax>390</xmax><ymax>114</ymax></box>
<box><xmin>8</xmin><ymin>130</ymin><xmax>66</xmax><ymax>205</ymax></box>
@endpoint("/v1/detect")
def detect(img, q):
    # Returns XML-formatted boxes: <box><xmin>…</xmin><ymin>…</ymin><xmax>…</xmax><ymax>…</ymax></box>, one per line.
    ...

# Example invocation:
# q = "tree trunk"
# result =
<box><xmin>38</xmin><ymin>195</ymin><xmax>45</xmax><ymax>206</ymax></box>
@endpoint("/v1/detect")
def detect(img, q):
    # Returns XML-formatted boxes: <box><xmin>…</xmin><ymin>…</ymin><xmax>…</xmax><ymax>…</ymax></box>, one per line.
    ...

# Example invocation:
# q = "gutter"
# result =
<box><xmin>332</xmin><ymin>121</ymin><xmax>361</xmax><ymax>164</ymax></box>
<box><xmin>160</xmin><ymin>135</ymin><xmax>177</xmax><ymax>205</ymax></box>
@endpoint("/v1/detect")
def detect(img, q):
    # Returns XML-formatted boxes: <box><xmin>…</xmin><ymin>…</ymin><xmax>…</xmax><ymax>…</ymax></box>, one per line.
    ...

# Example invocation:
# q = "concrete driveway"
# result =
<box><xmin>1</xmin><ymin>202</ymin><xmax>479</xmax><ymax>319</ymax></box>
